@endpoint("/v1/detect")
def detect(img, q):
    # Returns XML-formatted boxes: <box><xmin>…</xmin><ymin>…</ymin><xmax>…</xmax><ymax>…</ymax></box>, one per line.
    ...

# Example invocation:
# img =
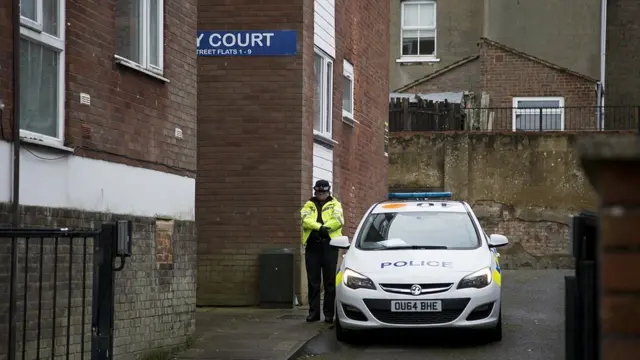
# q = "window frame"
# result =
<box><xmin>114</xmin><ymin>0</ymin><xmax>165</xmax><ymax>75</ymax></box>
<box><xmin>19</xmin><ymin>0</ymin><xmax>66</xmax><ymax>147</ymax></box>
<box><xmin>342</xmin><ymin>59</ymin><xmax>355</xmax><ymax>123</ymax></box>
<box><xmin>511</xmin><ymin>96</ymin><xmax>565</xmax><ymax>132</ymax></box>
<box><xmin>400</xmin><ymin>0</ymin><xmax>437</xmax><ymax>60</ymax></box>
<box><xmin>314</xmin><ymin>48</ymin><xmax>334</xmax><ymax>139</ymax></box>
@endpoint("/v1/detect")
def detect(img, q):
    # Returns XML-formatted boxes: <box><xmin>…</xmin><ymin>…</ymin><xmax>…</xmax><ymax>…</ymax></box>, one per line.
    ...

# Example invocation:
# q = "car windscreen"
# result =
<box><xmin>355</xmin><ymin>211</ymin><xmax>481</xmax><ymax>250</ymax></box>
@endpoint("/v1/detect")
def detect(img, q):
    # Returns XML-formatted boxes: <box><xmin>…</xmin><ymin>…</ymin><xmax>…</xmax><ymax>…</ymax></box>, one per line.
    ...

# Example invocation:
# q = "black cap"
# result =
<box><xmin>313</xmin><ymin>179</ymin><xmax>331</xmax><ymax>192</ymax></box>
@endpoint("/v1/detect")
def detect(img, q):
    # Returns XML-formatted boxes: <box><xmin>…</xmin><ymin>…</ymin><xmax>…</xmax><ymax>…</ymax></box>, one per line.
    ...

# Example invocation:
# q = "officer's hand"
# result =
<box><xmin>319</xmin><ymin>226</ymin><xmax>330</xmax><ymax>237</ymax></box>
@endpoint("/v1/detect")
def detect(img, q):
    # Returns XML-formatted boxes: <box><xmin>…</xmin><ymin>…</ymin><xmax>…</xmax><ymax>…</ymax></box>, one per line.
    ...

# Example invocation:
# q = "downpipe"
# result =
<box><xmin>8</xmin><ymin>2</ymin><xmax>21</xmax><ymax>359</ymax></box>
<box><xmin>12</xmin><ymin>0</ymin><xmax>21</xmax><ymax>227</ymax></box>
<box><xmin>598</xmin><ymin>0</ymin><xmax>607</xmax><ymax>130</ymax></box>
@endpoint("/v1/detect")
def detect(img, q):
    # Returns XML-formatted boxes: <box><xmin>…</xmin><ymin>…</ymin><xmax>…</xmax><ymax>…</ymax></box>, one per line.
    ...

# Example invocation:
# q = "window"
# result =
<box><xmin>314</xmin><ymin>49</ymin><xmax>333</xmax><ymax>138</ymax></box>
<box><xmin>355</xmin><ymin>211</ymin><xmax>481</xmax><ymax>251</ymax></box>
<box><xmin>342</xmin><ymin>60</ymin><xmax>355</xmax><ymax>122</ymax></box>
<box><xmin>19</xmin><ymin>0</ymin><xmax>65</xmax><ymax>145</ymax></box>
<box><xmin>115</xmin><ymin>0</ymin><xmax>164</xmax><ymax>74</ymax></box>
<box><xmin>401</xmin><ymin>0</ymin><xmax>436</xmax><ymax>58</ymax></box>
<box><xmin>512</xmin><ymin>97</ymin><xmax>565</xmax><ymax>131</ymax></box>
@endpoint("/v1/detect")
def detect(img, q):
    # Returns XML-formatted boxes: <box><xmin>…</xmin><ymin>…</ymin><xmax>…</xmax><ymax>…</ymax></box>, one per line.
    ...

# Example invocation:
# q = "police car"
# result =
<box><xmin>330</xmin><ymin>192</ymin><xmax>508</xmax><ymax>343</ymax></box>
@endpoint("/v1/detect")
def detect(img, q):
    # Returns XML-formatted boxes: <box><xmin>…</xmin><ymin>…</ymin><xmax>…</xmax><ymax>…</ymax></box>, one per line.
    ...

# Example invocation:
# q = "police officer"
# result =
<box><xmin>300</xmin><ymin>180</ymin><xmax>344</xmax><ymax>323</ymax></box>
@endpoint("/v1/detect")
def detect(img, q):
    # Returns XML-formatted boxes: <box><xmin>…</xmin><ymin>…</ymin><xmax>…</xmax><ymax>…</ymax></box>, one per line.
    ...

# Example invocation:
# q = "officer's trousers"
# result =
<box><xmin>305</xmin><ymin>237</ymin><xmax>339</xmax><ymax>319</ymax></box>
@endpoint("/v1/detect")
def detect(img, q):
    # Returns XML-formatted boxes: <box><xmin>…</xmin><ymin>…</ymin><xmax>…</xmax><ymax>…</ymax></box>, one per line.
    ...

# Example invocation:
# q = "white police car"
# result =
<box><xmin>330</xmin><ymin>192</ymin><xmax>508</xmax><ymax>343</ymax></box>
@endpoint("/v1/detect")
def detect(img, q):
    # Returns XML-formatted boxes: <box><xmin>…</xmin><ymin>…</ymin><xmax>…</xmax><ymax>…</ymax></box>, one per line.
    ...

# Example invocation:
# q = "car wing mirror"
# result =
<box><xmin>488</xmin><ymin>234</ymin><xmax>509</xmax><ymax>248</ymax></box>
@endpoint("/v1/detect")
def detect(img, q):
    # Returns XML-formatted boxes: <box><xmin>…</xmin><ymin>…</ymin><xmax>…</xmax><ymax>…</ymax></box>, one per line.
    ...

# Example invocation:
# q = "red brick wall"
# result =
<box><xmin>196</xmin><ymin>0</ymin><xmax>389</xmax><ymax>306</ymax></box>
<box><xmin>480</xmin><ymin>40</ymin><xmax>597</xmax><ymax>130</ymax></box>
<box><xmin>333</xmin><ymin>0</ymin><xmax>390</xmax><ymax>237</ymax></box>
<box><xmin>196</xmin><ymin>0</ymin><xmax>309</xmax><ymax>306</ymax></box>
<box><xmin>582</xmin><ymin>148</ymin><xmax>640</xmax><ymax>359</ymax></box>
<box><xmin>0</xmin><ymin>1</ymin><xmax>197</xmax><ymax>177</ymax></box>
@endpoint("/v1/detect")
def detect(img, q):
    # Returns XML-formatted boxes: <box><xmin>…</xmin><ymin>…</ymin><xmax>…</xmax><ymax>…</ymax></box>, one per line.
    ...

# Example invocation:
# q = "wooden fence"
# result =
<box><xmin>389</xmin><ymin>98</ymin><xmax>464</xmax><ymax>132</ymax></box>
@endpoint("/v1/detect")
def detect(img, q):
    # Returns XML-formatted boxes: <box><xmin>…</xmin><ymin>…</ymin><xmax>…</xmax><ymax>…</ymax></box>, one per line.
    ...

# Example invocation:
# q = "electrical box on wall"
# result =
<box><xmin>116</xmin><ymin>220</ymin><xmax>132</xmax><ymax>257</ymax></box>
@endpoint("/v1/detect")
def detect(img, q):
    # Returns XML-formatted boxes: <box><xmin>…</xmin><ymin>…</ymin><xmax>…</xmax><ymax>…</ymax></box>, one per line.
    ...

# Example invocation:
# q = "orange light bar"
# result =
<box><xmin>381</xmin><ymin>203</ymin><xmax>407</xmax><ymax>209</ymax></box>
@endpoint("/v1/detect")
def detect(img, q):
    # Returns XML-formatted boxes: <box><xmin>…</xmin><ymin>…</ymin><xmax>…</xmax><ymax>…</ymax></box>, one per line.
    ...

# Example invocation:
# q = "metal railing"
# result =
<box><xmin>389</xmin><ymin>103</ymin><xmax>640</xmax><ymax>132</ymax></box>
<box><xmin>1</xmin><ymin>228</ymin><xmax>99</xmax><ymax>360</ymax></box>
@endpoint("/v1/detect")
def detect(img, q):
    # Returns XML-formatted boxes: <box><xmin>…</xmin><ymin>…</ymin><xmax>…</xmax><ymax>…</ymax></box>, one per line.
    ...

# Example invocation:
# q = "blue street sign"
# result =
<box><xmin>196</xmin><ymin>30</ymin><xmax>298</xmax><ymax>57</ymax></box>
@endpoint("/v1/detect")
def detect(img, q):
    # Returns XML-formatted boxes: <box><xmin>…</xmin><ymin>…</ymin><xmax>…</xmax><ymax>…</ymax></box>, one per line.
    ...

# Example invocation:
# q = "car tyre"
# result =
<box><xmin>335</xmin><ymin>317</ymin><xmax>356</xmax><ymax>343</ymax></box>
<box><xmin>484</xmin><ymin>309</ymin><xmax>503</xmax><ymax>343</ymax></box>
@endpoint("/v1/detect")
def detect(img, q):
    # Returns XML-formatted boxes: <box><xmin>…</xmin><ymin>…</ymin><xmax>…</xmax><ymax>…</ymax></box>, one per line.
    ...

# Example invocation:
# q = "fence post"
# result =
<box><xmin>92</xmin><ymin>224</ymin><xmax>116</xmax><ymax>360</ymax></box>
<box><xmin>539</xmin><ymin>108</ymin><xmax>543</xmax><ymax>132</ymax></box>
<box><xmin>7</xmin><ymin>235</ymin><xmax>17</xmax><ymax>360</ymax></box>
<box><xmin>402</xmin><ymin>98</ymin><xmax>411</xmax><ymax>131</ymax></box>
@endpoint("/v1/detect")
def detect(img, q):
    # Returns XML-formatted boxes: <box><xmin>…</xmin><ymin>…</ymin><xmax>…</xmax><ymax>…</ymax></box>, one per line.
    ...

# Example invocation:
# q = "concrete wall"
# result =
<box><xmin>485</xmin><ymin>0</ymin><xmax>601</xmax><ymax>80</ymax></box>
<box><xmin>389</xmin><ymin>131</ymin><xmax>637</xmax><ymax>268</ymax></box>
<box><xmin>605</xmin><ymin>0</ymin><xmax>640</xmax><ymax>106</ymax></box>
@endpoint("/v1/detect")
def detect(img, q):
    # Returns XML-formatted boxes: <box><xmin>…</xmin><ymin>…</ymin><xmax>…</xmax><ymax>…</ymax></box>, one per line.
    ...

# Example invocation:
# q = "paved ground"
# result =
<box><xmin>175</xmin><ymin>307</ymin><xmax>330</xmax><ymax>360</ymax></box>
<box><xmin>291</xmin><ymin>270</ymin><xmax>572</xmax><ymax>360</ymax></box>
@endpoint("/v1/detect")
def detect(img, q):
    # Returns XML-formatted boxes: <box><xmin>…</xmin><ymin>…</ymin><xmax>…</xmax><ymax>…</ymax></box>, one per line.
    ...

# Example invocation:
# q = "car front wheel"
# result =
<box><xmin>335</xmin><ymin>316</ymin><xmax>356</xmax><ymax>343</ymax></box>
<box><xmin>484</xmin><ymin>309</ymin><xmax>503</xmax><ymax>343</ymax></box>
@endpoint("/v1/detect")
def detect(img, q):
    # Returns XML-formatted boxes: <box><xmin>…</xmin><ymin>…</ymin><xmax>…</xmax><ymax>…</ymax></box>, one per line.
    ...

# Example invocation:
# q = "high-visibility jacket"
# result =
<box><xmin>300</xmin><ymin>197</ymin><xmax>344</xmax><ymax>246</ymax></box>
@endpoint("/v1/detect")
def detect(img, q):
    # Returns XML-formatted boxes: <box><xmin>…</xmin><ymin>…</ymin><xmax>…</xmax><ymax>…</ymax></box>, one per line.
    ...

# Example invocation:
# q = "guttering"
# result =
<box><xmin>12</xmin><ymin>0</ymin><xmax>20</xmax><ymax>227</ymax></box>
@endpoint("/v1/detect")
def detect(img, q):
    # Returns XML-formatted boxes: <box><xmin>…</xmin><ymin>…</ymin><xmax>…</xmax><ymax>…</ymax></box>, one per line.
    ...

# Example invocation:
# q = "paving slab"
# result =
<box><xmin>175</xmin><ymin>306</ymin><xmax>331</xmax><ymax>360</ymax></box>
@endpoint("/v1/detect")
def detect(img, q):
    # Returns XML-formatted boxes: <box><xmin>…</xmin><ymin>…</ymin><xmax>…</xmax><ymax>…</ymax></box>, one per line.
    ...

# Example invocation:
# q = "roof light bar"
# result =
<box><xmin>387</xmin><ymin>192</ymin><xmax>453</xmax><ymax>200</ymax></box>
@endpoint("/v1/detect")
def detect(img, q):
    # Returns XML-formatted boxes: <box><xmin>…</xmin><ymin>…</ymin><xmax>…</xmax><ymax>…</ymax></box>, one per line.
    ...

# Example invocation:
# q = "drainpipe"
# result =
<box><xmin>12</xmin><ymin>0</ymin><xmax>21</xmax><ymax>227</ymax></box>
<box><xmin>597</xmin><ymin>0</ymin><xmax>607</xmax><ymax>130</ymax></box>
<box><xmin>8</xmin><ymin>1</ymin><xmax>20</xmax><ymax>358</ymax></box>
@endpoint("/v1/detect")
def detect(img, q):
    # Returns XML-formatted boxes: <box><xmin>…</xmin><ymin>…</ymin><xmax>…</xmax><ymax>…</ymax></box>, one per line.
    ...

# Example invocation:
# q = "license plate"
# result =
<box><xmin>390</xmin><ymin>300</ymin><xmax>442</xmax><ymax>312</ymax></box>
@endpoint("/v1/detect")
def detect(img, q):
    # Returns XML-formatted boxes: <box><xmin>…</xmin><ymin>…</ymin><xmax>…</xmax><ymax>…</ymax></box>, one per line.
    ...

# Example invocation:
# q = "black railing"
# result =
<box><xmin>389</xmin><ymin>103</ymin><xmax>640</xmax><ymax>132</ymax></box>
<box><xmin>1</xmin><ymin>228</ymin><xmax>99</xmax><ymax>360</ymax></box>
<box><xmin>1</xmin><ymin>222</ymin><xmax>130</xmax><ymax>360</ymax></box>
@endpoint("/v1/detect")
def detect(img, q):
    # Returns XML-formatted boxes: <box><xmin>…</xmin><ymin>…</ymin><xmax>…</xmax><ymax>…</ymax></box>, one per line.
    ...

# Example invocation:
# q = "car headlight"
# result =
<box><xmin>343</xmin><ymin>268</ymin><xmax>376</xmax><ymax>290</ymax></box>
<box><xmin>457</xmin><ymin>267</ymin><xmax>492</xmax><ymax>289</ymax></box>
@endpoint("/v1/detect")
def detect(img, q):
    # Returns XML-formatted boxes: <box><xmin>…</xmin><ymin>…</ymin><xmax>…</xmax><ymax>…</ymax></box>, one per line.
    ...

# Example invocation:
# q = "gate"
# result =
<box><xmin>565</xmin><ymin>211</ymin><xmax>599</xmax><ymax>360</ymax></box>
<box><xmin>1</xmin><ymin>221</ymin><xmax>131</xmax><ymax>360</ymax></box>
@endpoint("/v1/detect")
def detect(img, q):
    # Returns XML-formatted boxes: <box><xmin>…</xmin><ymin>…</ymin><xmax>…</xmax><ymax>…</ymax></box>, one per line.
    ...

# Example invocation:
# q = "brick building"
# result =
<box><xmin>395</xmin><ymin>38</ymin><xmax>598</xmax><ymax>131</ymax></box>
<box><xmin>579</xmin><ymin>137</ymin><xmax>640</xmax><ymax>359</ymax></box>
<box><xmin>0</xmin><ymin>1</ymin><xmax>197</xmax><ymax>358</ymax></box>
<box><xmin>197</xmin><ymin>0</ymin><xmax>390</xmax><ymax>306</ymax></box>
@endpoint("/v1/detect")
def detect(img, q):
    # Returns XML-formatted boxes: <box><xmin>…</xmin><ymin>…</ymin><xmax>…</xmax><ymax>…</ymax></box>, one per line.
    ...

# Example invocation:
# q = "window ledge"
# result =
<box><xmin>313</xmin><ymin>132</ymin><xmax>338</xmax><ymax>148</ymax></box>
<box><xmin>114</xmin><ymin>55</ymin><xmax>170</xmax><ymax>83</ymax></box>
<box><xmin>396</xmin><ymin>57</ymin><xmax>441</xmax><ymax>64</ymax></box>
<box><xmin>342</xmin><ymin>114</ymin><xmax>359</xmax><ymax>127</ymax></box>
<box><xmin>20</xmin><ymin>135</ymin><xmax>75</xmax><ymax>153</ymax></box>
